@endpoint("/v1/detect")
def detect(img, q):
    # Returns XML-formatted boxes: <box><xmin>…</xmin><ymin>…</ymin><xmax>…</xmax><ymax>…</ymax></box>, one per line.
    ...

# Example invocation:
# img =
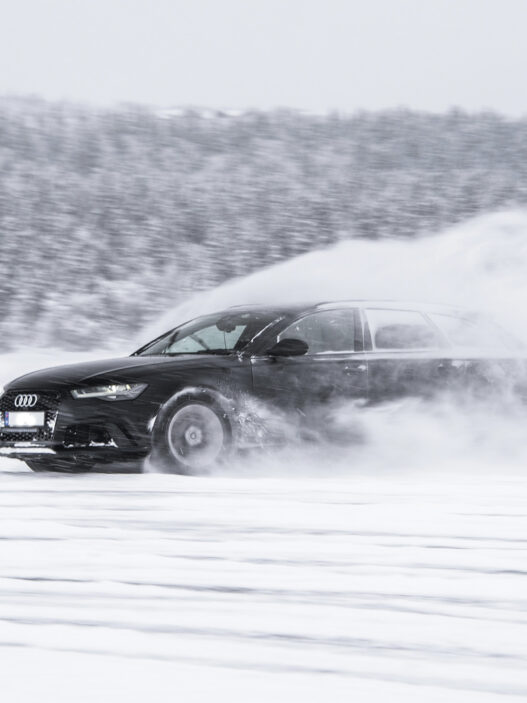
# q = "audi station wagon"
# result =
<box><xmin>0</xmin><ymin>301</ymin><xmax>523</xmax><ymax>473</ymax></box>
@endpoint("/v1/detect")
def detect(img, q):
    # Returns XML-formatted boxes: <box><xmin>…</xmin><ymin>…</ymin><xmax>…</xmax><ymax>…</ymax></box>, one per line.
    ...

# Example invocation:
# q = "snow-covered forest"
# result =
<box><xmin>1</xmin><ymin>96</ymin><xmax>527</xmax><ymax>349</ymax></box>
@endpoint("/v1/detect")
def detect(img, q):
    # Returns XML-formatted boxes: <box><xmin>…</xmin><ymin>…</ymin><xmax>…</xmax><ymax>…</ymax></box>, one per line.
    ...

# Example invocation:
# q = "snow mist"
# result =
<box><xmin>142</xmin><ymin>209</ymin><xmax>527</xmax><ymax>476</ymax></box>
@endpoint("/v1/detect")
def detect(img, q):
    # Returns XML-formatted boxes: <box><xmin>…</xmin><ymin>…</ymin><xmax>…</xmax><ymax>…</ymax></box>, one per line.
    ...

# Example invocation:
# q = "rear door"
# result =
<box><xmin>426</xmin><ymin>311</ymin><xmax>526</xmax><ymax>396</ymax></box>
<box><xmin>250</xmin><ymin>307</ymin><xmax>368</xmax><ymax>409</ymax></box>
<box><xmin>364</xmin><ymin>307</ymin><xmax>456</xmax><ymax>401</ymax></box>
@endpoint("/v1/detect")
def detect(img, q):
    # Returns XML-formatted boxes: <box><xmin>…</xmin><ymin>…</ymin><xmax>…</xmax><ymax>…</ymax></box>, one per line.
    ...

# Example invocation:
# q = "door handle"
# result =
<box><xmin>344</xmin><ymin>364</ymin><xmax>367</xmax><ymax>374</ymax></box>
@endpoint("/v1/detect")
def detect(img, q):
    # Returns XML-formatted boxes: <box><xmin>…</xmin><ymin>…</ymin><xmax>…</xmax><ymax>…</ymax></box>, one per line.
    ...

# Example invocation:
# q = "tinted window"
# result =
<box><xmin>366</xmin><ymin>309</ymin><xmax>442</xmax><ymax>350</ymax></box>
<box><xmin>278</xmin><ymin>309</ymin><xmax>356</xmax><ymax>354</ymax></box>
<box><xmin>429</xmin><ymin>313</ymin><xmax>512</xmax><ymax>350</ymax></box>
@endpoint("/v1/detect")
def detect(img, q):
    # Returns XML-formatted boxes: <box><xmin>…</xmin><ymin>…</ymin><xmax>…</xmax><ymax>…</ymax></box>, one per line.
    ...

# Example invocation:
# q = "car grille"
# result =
<box><xmin>0</xmin><ymin>392</ymin><xmax>60</xmax><ymax>443</ymax></box>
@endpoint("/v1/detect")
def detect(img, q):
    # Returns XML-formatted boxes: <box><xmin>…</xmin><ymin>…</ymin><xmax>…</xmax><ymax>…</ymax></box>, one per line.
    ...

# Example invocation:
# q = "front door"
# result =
<box><xmin>250</xmin><ymin>307</ymin><xmax>369</xmax><ymax>414</ymax></box>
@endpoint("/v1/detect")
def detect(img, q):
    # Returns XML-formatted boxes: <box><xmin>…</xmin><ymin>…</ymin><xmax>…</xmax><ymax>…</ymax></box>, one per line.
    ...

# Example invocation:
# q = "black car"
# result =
<box><xmin>0</xmin><ymin>301</ymin><xmax>523</xmax><ymax>473</ymax></box>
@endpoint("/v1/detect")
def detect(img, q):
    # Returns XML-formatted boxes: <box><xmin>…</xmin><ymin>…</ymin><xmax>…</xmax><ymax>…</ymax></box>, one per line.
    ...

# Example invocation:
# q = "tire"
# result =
<box><xmin>151</xmin><ymin>397</ymin><xmax>232</xmax><ymax>475</ymax></box>
<box><xmin>25</xmin><ymin>458</ymin><xmax>92</xmax><ymax>473</ymax></box>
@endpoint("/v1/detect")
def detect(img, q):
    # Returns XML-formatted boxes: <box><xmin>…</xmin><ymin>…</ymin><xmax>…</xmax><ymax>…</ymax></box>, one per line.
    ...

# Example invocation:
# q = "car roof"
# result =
<box><xmin>226</xmin><ymin>300</ymin><xmax>475</xmax><ymax>317</ymax></box>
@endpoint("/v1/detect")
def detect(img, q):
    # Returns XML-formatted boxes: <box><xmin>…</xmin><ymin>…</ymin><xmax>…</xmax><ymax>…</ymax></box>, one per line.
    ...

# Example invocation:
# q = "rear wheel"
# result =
<box><xmin>152</xmin><ymin>398</ymin><xmax>232</xmax><ymax>474</ymax></box>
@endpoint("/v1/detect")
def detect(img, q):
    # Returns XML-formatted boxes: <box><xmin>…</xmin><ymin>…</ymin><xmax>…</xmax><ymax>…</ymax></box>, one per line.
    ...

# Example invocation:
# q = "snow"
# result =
<box><xmin>1</xmin><ymin>467</ymin><xmax>527</xmax><ymax>702</ymax></box>
<box><xmin>3</xmin><ymin>212</ymin><xmax>527</xmax><ymax>701</ymax></box>
<box><xmin>140</xmin><ymin>209</ymin><xmax>527</xmax><ymax>347</ymax></box>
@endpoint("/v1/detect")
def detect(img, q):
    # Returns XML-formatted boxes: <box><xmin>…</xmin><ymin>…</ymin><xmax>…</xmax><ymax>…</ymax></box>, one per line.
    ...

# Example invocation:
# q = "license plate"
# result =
<box><xmin>4</xmin><ymin>411</ymin><xmax>45</xmax><ymax>428</ymax></box>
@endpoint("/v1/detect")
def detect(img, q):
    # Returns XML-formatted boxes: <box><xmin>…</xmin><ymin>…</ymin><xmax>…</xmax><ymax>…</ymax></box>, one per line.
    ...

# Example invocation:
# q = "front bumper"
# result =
<box><xmin>0</xmin><ymin>442</ymin><xmax>149</xmax><ymax>463</ymax></box>
<box><xmin>0</xmin><ymin>389</ymin><xmax>152</xmax><ymax>464</ymax></box>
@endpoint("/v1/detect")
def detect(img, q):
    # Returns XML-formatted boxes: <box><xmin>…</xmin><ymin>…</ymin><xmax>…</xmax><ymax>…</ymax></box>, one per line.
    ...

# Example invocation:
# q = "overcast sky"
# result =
<box><xmin>1</xmin><ymin>0</ymin><xmax>526</xmax><ymax>114</ymax></box>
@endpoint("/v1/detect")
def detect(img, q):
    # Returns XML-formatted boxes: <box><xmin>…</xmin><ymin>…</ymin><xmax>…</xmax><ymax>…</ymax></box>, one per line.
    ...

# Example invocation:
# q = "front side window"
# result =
<box><xmin>137</xmin><ymin>311</ymin><xmax>277</xmax><ymax>356</ymax></box>
<box><xmin>278</xmin><ymin>309</ymin><xmax>356</xmax><ymax>354</ymax></box>
<box><xmin>366</xmin><ymin>309</ymin><xmax>443</xmax><ymax>350</ymax></box>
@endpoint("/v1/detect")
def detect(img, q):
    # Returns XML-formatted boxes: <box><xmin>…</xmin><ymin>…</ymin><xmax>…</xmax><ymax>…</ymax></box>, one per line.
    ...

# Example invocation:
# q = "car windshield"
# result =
<box><xmin>135</xmin><ymin>311</ymin><xmax>278</xmax><ymax>356</ymax></box>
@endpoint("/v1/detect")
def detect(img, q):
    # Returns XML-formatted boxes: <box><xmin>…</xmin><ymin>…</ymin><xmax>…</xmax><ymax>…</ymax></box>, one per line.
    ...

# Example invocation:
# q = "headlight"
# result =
<box><xmin>71</xmin><ymin>383</ymin><xmax>147</xmax><ymax>401</ymax></box>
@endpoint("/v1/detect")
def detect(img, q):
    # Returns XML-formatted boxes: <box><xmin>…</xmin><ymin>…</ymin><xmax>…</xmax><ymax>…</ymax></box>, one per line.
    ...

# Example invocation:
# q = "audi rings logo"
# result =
<box><xmin>14</xmin><ymin>394</ymin><xmax>38</xmax><ymax>408</ymax></box>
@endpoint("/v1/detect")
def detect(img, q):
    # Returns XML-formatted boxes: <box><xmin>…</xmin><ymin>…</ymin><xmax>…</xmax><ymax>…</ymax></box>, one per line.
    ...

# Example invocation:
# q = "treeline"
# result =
<box><xmin>1</xmin><ymin>95</ymin><xmax>526</xmax><ymax>348</ymax></box>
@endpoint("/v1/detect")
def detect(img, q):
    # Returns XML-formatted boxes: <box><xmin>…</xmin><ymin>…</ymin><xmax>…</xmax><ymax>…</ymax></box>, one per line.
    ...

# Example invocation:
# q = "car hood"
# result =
<box><xmin>5</xmin><ymin>354</ymin><xmax>241</xmax><ymax>391</ymax></box>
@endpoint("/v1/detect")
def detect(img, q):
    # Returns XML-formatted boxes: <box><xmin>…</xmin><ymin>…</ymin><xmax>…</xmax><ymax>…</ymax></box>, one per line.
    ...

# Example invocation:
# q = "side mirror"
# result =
<box><xmin>267</xmin><ymin>338</ymin><xmax>309</xmax><ymax>357</ymax></box>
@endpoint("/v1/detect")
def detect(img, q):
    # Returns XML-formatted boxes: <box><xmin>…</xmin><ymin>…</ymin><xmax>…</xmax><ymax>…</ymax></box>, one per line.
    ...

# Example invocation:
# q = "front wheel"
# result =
<box><xmin>151</xmin><ymin>398</ymin><xmax>232</xmax><ymax>474</ymax></box>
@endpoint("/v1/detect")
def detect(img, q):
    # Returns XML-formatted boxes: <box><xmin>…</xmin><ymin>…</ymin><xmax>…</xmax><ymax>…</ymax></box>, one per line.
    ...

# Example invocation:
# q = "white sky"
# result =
<box><xmin>1</xmin><ymin>0</ymin><xmax>526</xmax><ymax>114</ymax></box>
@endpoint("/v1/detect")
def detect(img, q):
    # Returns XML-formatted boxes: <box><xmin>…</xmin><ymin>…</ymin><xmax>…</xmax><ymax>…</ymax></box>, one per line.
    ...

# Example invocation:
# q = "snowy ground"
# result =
<box><xmin>1</xmin><ymin>350</ymin><xmax>527</xmax><ymax>701</ymax></box>
<box><xmin>2</xmin><ymin>461</ymin><xmax>527</xmax><ymax>702</ymax></box>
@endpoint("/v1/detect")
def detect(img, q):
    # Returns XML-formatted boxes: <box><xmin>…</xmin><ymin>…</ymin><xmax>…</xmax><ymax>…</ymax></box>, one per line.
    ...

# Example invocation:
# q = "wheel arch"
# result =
<box><xmin>161</xmin><ymin>384</ymin><xmax>235</xmax><ymax>413</ymax></box>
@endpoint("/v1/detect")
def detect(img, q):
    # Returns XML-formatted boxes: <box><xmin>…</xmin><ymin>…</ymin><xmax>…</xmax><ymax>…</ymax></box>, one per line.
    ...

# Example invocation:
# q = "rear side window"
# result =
<box><xmin>278</xmin><ymin>309</ymin><xmax>356</xmax><ymax>354</ymax></box>
<box><xmin>366</xmin><ymin>309</ymin><xmax>443</xmax><ymax>350</ymax></box>
<box><xmin>428</xmin><ymin>313</ymin><xmax>512</xmax><ymax>350</ymax></box>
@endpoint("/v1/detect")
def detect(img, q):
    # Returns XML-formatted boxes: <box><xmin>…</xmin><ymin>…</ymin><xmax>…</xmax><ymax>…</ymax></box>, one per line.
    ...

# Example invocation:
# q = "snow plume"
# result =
<box><xmin>142</xmin><ymin>209</ymin><xmax>527</xmax><ymax>344</ymax></box>
<box><xmin>141</xmin><ymin>209</ymin><xmax>527</xmax><ymax>475</ymax></box>
<box><xmin>219</xmin><ymin>394</ymin><xmax>527</xmax><ymax>479</ymax></box>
